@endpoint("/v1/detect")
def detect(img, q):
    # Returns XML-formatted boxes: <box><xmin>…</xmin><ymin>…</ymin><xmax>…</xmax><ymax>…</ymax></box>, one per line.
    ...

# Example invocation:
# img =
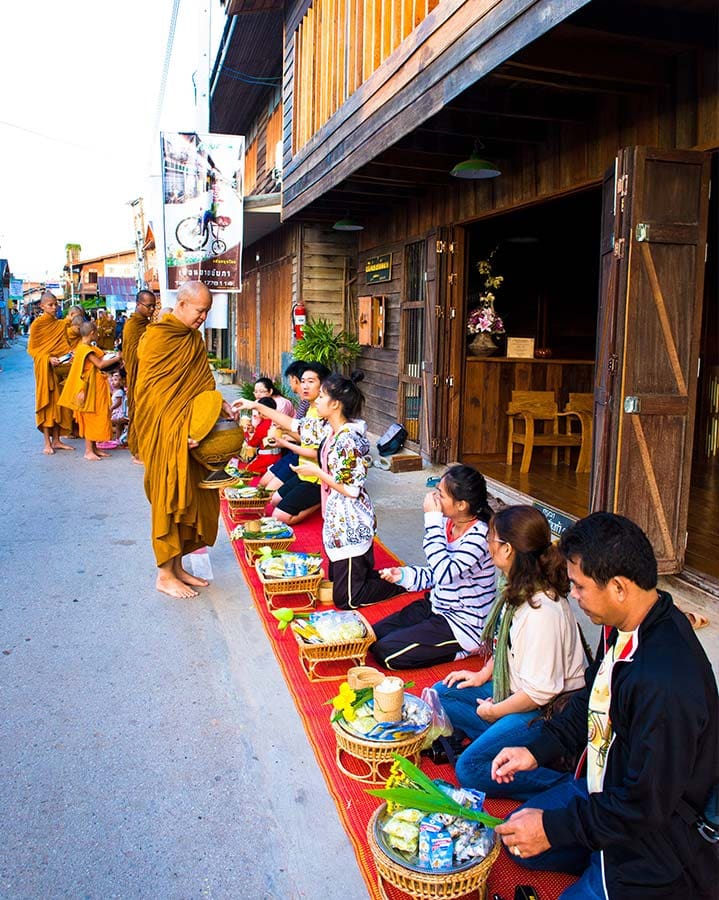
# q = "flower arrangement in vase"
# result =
<box><xmin>467</xmin><ymin>248</ymin><xmax>505</xmax><ymax>356</ymax></box>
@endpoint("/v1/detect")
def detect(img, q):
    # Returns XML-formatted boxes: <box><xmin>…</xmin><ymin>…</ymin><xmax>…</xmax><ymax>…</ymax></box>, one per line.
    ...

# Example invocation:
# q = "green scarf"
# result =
<box><xmin>480</xmin><ymin>574</ymin><xmax>517</xmax><ymax>703</ymax></box>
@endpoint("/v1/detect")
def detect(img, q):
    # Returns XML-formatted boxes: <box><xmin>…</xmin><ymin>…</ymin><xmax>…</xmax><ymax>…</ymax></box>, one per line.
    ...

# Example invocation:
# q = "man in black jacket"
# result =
<box><xmin>492</xmin><ymin>512</ymin><xmax>717</xmax><ymax>900</ymax></box>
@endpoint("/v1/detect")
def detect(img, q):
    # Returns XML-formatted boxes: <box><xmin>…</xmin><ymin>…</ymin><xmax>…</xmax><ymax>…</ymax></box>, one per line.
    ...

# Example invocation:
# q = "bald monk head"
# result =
<box><xmin>135</xmin><ymin>290</ymin><xmax>157</xmax><ymax>320</ymax></box>
<box><xmin>67</xmin><ymin>305</ymin><xmax>84</xmax><ymax>320</ymax></box>
<box><xmin>40</xmin><ymin>292</ymin><xmax>59</xmax><ymax>315</ymax></box>
<box><xmin>80</xmin><ymin>321</ymin><xmax>98</xmax><ymax>340</ymax></box>
<box><xmin>173</xmin><ymin>282</ymin><xmax>212</xmax><ymax>330</ymax></box>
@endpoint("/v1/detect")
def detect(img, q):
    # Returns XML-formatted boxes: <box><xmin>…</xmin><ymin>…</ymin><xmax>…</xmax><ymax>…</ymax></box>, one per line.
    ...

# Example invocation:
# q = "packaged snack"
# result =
<box><xmin>382</xmin><ymin>814</ymin><xmax>420</xmax><ymax>855</ymax></box>
<box><xmin>427</xmin><ymin>828</ymin><xmax>454</xmax><ymax>870</ymax></box>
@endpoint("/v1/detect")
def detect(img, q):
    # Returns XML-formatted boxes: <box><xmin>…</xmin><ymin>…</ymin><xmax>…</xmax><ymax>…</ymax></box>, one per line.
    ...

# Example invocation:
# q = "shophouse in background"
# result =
<box><xmin>63</xmin><ymin>246</ymin><xmax>138</xmax><ymax>314</ymax></box>
<box><xmin>207</xmin><ymin>0</ymin><xmax>718</xmax><ymax>591</ymax></box>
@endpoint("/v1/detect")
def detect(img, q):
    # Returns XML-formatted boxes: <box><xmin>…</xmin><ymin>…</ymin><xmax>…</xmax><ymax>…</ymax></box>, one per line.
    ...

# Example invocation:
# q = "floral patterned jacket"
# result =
<box><xmin>319</xmin><ymin>421</ymin><xmax>375</xmax><ymax>561</ymax></box>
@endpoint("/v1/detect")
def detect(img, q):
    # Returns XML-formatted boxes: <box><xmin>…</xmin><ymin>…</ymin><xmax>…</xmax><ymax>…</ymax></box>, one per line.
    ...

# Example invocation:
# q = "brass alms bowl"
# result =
<box><xmin>191</xmin><ymin>419</ymin><xmax>244</xmax><ymax>469</ymax></box>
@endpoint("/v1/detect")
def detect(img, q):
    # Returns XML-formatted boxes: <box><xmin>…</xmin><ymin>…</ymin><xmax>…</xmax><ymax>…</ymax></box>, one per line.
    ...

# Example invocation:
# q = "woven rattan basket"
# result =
<box><xmin>241</xmin><ymin>535</ymin><xmax>296</xmax><ymax>564</ymax></box>
<box><xmin>331</xmin><ymin>716</ymin><xmax>428</xmax><ymax>785</ymax></box>
<box><xmin>367</xmin><ymin>805</ymin><xmax>500</xmax><ymax>900</ymax></box>
<box><xmin>221</xmin><ymin>487</ymin><xmax>270</xmax><ymax>521</ymax></box>
<box><xmin>292</xmin><ymin>612</ymin><xmax>375</xmax><ymax>682</ymax></box>
<box><xmin>254</xmin><ymin>560</ymin><xmax>323</xmax><ymax>612</ymax></box>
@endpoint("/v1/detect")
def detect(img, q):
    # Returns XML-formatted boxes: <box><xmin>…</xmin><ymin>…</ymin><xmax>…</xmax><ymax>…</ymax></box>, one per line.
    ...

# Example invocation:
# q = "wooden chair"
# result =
<box><xmin>506</xmin><ymin>390</ymin><xmax>584</xmax><ymax>474</ymax></box>
<box><xmin>563</xmin><ymin>393</ymin><xmax>594</xmax><ymax>473</ymax></box>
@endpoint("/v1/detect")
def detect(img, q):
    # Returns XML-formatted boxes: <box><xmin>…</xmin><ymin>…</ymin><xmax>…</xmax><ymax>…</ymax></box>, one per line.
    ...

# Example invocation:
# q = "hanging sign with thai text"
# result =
<box><xmin>365</xmin><ymin>253</ymin><xmax>392</xmax><ymax>284</ymax></box>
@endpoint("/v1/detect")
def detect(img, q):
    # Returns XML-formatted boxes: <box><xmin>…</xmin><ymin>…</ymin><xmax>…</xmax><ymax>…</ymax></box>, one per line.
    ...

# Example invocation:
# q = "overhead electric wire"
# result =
<box><xmin>148</xmin><ymin>0</ymin><xmax>182</xmax><ymax>169</ymax></box>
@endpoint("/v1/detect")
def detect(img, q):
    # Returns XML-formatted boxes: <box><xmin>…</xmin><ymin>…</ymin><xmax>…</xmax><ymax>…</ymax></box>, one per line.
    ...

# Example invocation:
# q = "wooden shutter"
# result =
<box><xmin>591</xmin><ymin>147</ymin><xmax>711</xmax><ymax>573</ymax></box>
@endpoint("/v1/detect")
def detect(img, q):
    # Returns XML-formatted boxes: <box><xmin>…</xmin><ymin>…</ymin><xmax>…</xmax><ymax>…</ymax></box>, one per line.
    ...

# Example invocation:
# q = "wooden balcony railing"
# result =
<box><xmin>292</xmin><ymin>0</ymin><xmax>441</xmax><ymax>153</ymax></box>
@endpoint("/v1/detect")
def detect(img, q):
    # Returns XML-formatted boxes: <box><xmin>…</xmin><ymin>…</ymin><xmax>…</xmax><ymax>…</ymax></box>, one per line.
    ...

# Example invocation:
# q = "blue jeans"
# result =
<box><xmin>434</xmin><ymin>680</ymin><xmax>572</xmax><ymax>800</ymax></box>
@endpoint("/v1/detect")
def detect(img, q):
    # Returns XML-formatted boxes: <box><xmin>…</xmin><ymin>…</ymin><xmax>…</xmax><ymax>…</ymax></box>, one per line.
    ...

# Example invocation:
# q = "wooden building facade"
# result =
<box><xmin>212</xmin><ymin>0</ymin><xmax>718</xmax><ymax>587</ymax></box>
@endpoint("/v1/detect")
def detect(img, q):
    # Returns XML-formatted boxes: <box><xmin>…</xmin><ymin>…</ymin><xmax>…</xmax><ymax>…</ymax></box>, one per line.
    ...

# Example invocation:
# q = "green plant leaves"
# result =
<box><xmin>292</xmin><ymin>318</ymin><xmax>361</xmax><ymax>369</ymax></box>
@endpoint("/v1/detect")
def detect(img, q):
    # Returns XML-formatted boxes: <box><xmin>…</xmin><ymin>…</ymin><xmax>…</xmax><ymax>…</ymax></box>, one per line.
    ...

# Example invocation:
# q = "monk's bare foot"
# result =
<box><xmin>96</xmin><ymin>450</ymin><xmax>111</xmax><ymax>458</ymax></box>
<box><xmin>178</xmin><ymin>568</ymin><xmax>210</xmax><ymax>587</ymax></box>
<box><xmin>43</xmin><ymin>447</ymin><xmax>55</xmax><ymax>455</ymax></box>
<box><xmin>51</xmin><ymin>441</ymin><xmax>75</xmax><ymax>451</ymax></box>
<box><xmin>131</xmin><ymin>456</ymin><xmax>144</xmax><ymax>466</ymax></box>
<box><xmin>156</xmin><ymin>572</ymin><xmax>199</xmax><ymax>599</ymax></box>
<box><xmin>84</xmin><ymin>452</ymin><xmax>104</xmax><ymax>461</ymax></box>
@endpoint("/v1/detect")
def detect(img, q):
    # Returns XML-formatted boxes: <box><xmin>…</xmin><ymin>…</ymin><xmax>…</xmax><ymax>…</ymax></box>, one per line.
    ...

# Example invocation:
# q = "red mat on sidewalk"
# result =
<box><xmin>221</xmin><ymin>502</ymin><xmax>576</xmax><ymax>899</ymax></box>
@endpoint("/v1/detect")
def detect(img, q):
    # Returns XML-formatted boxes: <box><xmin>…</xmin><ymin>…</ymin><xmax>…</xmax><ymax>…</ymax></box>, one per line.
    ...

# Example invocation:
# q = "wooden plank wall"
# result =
<box><xmin>355</xmin><ymin>240</ymin><xmax>405</xmax><ymax>437</ymax></box>
<box><xmin>300</xmin><ymin>225</ymin><xmax>356</xmax><ymax>330</ymax></box>
<box><xmin>244</xmin><ymin>97</ymin><xmax>282</xmax><ymax>196</ymax></box>
<box><xmin>236</xmin><ymin>225</ymin><xmax>298</xmax><ymax>382</ymax></box>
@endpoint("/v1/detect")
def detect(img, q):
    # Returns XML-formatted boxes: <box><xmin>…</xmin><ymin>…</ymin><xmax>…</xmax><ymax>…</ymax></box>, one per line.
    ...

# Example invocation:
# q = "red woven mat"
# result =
<box><xmin>221</xmin><ymin>502</ymin><xmax>576</xmax><ymax>899</ymax></box>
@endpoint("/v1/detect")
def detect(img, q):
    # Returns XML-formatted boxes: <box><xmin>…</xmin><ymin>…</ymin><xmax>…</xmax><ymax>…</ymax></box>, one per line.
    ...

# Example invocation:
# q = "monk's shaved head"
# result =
<box><xmin>174</xmin><ymin>281</ymin><xmax>212</xmax><ymax>330</ymax></box>
<box><xmin>80</xmin><ymin>321</ymin><xmax>97</xmax><ymax>338</ymax></box>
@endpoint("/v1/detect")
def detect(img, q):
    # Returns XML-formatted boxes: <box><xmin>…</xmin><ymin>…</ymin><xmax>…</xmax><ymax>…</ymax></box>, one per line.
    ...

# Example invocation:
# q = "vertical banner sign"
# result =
<box><xmin>161</xmin><ymin>132</ymin><xmax>245</xmax><ymax>291</ymax></box>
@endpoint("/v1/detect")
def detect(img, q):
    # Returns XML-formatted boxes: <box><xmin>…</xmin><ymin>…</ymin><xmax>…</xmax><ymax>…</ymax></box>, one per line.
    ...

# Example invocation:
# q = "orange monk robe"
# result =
<box><xmin>134</xmin><ymin>314</ymin><xmax>223</xmax><ymax>567</ymax></box>
<box><xmin>121</xmin><ymin>311</ymin><xmax>150</xmax><ymax>457</ymax></box>
<box><xmin>65</xmin><ymin>320</ymin><xmax>81</xmax><ymax>349</ymax></box>
<box><xmin>58</xmin><ymin>345</ymin><xmax>112</xmax><ymax>442</ymax></box>
<box><xmin>96</xmin><ymin>316</ymin><xmax>116</xmax><ymax>351</ymax></box>
<box><xmin>26</xmin><ymin>314</ymin><xmax>74</xmax><ymax>434</ymax></box>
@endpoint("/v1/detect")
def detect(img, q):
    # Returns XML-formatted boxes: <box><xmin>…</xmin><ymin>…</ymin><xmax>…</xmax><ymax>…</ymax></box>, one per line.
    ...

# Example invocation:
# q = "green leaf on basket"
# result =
<box><xmin>366</xmin><ymin>786</ymin><xmax>504</xmax><ymax>828</ymax></box>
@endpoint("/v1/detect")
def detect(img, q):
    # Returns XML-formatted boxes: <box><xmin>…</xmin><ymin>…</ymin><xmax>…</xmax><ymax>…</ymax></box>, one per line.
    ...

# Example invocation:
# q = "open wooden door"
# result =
<box><xmin>591</xmin><ymin>147</ymin><xmax>711</xmax><ymax>573</ymax></box>
<box><xmin>431</xmin><ymin>227</ymin><xmax>465</xmax><ymax>463</ymax></box>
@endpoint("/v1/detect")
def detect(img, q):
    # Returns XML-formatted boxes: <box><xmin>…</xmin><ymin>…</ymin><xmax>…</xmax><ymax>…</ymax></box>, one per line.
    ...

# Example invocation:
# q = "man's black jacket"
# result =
<box><xmin>527</xmin><ymin>591</ymin><xmax>718</xmax><ymax>899</ymax></box>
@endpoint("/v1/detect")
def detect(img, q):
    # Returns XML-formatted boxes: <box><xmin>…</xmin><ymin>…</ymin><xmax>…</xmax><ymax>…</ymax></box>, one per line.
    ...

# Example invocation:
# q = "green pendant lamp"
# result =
<box><xmin>450</xmin><ymin>140</ymin><xmax>501</xmax><ymax>180</ymax></box>
<box><xmin>333</xmin><ymin>213</ymin><xmax>364</xmax><ymax>231</ymax></box>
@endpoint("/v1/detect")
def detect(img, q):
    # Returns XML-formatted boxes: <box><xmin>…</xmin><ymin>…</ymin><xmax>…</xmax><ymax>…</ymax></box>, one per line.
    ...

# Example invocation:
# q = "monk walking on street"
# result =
<box><xmin>122</xmin><ymin>289</ymin><xmax>156</xmax><ymax>462</ymax></box>
<box><xmin>133</xmin><ymin>281</ymin><xmax>235</xmax><ymax>599</ymax></box>
<box><xmin>26</xmin><ymin>291</ymin><xmax>75</xmax><ymax>454</ymax></box>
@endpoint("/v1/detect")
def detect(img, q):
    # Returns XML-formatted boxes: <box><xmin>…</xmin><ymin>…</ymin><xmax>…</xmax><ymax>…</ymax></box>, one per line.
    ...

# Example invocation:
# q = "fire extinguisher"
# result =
<box><xmin>292</xmin><ymin>301</ymin><xmax>306</xmax><ymax>340</ymax></box>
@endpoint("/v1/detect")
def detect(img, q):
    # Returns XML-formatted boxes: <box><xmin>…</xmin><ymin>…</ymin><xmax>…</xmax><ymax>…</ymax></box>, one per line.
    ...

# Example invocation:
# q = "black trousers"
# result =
<box><xmin>370</xmin><ymin>596</ymin><xmax>461</xmax><ymax>670</ymax></box>
<box><xmin>329</xmin><ymin>545</ymin><xmax>404</xmax><ymax>610</ymax></box>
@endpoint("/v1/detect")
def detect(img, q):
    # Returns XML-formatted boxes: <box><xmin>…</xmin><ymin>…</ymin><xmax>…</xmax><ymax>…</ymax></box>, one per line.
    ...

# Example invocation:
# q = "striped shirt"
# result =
<box><xmin>399</xmin><ymin>511</ymin><xmax>496</xmax><ymax>656</ymax></box>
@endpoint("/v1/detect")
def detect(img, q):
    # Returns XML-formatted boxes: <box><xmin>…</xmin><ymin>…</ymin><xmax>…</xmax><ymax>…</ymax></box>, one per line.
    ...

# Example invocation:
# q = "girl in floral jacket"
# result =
<box><xmin>292</xmin><ymin>372</ymin><xmax>402</xmax><ymax>610</ymax></box>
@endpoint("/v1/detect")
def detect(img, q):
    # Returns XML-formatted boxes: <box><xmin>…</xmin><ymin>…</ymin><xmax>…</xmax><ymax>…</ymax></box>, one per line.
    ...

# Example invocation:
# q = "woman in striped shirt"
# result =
<box><xmin>370</xmin><ymin>465</ymin><xmax>496</xmax><ymax>669</ymax></box>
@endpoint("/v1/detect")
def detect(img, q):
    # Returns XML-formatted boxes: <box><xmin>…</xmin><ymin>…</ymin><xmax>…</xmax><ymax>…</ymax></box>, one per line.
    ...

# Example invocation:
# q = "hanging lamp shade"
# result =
<box><xmin>450</xmin><ymin>141</ymin><xmax>501</xmax><ymax>179</ymax></box>
<box><xmin>333</xmin><ymin>214</ymin><xmax>364</xmax><ymax>231</ymax></box>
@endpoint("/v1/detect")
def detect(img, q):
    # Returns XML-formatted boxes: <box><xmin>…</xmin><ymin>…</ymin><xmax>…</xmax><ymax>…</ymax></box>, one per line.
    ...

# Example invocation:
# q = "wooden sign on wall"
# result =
<box><xmin>365</xmin><ymin>254</ymin><xmax>392</xmax><ymax>283</ymax></box>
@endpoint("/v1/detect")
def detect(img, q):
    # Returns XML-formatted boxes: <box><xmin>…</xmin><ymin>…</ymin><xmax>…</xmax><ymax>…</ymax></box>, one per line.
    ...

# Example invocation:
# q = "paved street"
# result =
<box><xmin>0</xmin><ymin>339</ymin><xmax>369</xmax><ymax>900</ymax></box>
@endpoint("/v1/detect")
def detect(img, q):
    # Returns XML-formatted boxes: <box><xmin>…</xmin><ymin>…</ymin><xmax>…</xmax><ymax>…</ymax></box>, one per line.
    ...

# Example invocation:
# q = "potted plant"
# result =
<box><xmin>208</xmin><ymin>355</ymin><xmax>235</xmax><ymax>384</ymax></box>
<box><xmin>292</xmin><ymin>317</ymin><xmax>361</xmax><ymax>371</ymax></box>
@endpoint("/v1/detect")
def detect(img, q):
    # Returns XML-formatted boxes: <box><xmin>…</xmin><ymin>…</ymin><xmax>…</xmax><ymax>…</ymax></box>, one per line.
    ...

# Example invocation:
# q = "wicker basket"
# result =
<box><xmin>367</xmin><ymin>805</ymin><xmax>500</xmax><ymax>900</ymax></box>
<box><xmin>254</xmin><ymin>559</ymin><xmax>323</xmax><ymax>612</ymax></box>
<box><xmin>221</xmin><ymin>487</ymin><xmax>270</xmax><ymax>521</ymax></box>
<box><xmin>242</xmin><ymin>535</ymin><xmax>296</xmax><ymax>564</ymax></box>
<box><xmin>293</xmin><ymin>612</ymin><xmax>376</xmax><ymax>682</ymax></box>
<box><xmin>331</xmin><ymin>715</ymin><xmax>429</xmax><ymax>785</ymax></box>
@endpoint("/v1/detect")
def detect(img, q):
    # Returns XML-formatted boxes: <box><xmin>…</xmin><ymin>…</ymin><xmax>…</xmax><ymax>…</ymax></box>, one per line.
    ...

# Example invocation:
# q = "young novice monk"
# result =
<box><xmin>59</xmin><ymin>321</ymin><xmax>122</xmax><ymax>460</ymax></box>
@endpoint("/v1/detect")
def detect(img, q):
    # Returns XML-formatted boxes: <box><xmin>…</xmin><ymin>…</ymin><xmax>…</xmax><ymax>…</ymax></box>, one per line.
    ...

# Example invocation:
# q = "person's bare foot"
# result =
<box><xmin>96</xmin><ymin>450</ymin><xmax>111</xmax><ymax>458</ymax></box>
<box><xmin>131</xmin><ymin>456</ymin><xmax>143</xmax><ymax>466</ymax></box>
<box><xmin>156</xmin><ymin>572</ymin><xmax>199</xmax><ymax>599</ymax></box>
<box><xmin>84</xmin><ymin>451</ymin><xmax>104</xmax><ymax>460</ymax></box>
<box><xmin>43</xmin><ymin>447</ymin><xmax>55</xmax><ymax>455</ymax></box>
<box><xmin>172</xmin><ymin>558</ymin><xmax>209</xmax><ymax>587</ymax></box>
<box><xmin>51</xmin><ymin>441</ymin><xmax>75</xmax><ymax>451</ymax></box>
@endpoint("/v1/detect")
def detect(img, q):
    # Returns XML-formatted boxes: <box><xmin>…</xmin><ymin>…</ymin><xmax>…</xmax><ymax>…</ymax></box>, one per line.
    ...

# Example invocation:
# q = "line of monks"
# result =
<box><xmin>27</xmin><ymin>282</ymin><xmax>227</xmax><ymax>600</ymax></box>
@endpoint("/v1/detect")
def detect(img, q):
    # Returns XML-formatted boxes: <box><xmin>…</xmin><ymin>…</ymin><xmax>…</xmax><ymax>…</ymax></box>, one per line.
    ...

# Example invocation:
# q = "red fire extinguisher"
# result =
<box><xmin>292</xmin><ymin>301</ymin><xmax>306</xmax><ymax>340</ymax></box>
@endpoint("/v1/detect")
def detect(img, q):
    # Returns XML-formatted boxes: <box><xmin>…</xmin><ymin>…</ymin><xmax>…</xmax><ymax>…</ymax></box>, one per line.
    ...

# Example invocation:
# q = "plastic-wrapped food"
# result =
<box><xmin>419</xmin><ymin>686</ymin><xmax>454</xmax><ymax>750</ymax></box>
<box><xmin>382</xmin><ymin>813</ymin><xmax>420</xmax><ymax>854</ymax></box>
<box><xmin>392</xmin><ymin>808</ymin><xmax>424</xmax><ymax>825</ymax></box>
<box><xmin>308</xmin><ymin>611</ymin><xmax>367</xmax><ymax>643</ymax></box>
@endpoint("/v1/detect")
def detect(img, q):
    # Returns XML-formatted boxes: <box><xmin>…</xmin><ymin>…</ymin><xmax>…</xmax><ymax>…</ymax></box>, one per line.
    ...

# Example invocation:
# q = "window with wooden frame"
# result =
<box><xmin>358</xmin><ymin>295</ymin><xmax>385</xmax><ymax>347</ymax></box>
<box><xmin>292</xmin><ymin>0</ymin><xmax>442</xmax><ymax>153</ymax></box>
<box><xmin>398</xmin><ymin>240</ymin><xmax>426</xmax><ymax>444</ymax></box>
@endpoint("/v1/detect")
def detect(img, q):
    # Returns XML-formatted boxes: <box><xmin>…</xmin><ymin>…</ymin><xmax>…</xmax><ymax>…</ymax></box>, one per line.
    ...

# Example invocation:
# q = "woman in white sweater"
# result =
<box><xmin>434</xmin><ymin>505</ymin><xmax>586</xmax><ymax>799</ymax></box>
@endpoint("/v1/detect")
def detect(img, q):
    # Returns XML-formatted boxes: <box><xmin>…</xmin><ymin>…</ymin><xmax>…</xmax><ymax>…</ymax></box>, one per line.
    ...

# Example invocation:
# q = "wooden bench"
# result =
<box><xmin>506</xmin><ymin>390</ymin><xmax>589</xmax><ymax>474</ymax></box>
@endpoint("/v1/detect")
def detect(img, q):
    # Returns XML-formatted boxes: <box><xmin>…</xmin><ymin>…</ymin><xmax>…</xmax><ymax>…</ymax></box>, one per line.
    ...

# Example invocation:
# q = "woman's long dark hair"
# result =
<box><xmin>441</xmin><ymin>464</ymin><xmax>492</xmax><ymax>523</ymax></box>
<box><xmin>321</xmin><ymin>370</ymin><xmax>365</xmax><ymax>420</ymax></box>
<box><xmin>491</xmin><ymin>505</ymin><xmax>569</xmax><ymax>608</ymax></box>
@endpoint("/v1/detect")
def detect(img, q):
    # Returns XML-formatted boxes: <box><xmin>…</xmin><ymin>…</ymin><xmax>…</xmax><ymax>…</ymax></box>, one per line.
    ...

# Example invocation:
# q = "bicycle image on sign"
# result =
<box><xmin>175</xmin><ymin>211</ymin><xmax>231</xmax><ymax>255</ymax></box>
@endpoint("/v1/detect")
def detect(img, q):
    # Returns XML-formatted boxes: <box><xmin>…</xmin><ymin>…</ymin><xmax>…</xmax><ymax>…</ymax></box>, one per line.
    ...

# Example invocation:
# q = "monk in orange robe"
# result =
<box><xmin>64</xmin><ymin>306</ymin><xmax>85</xmax><ymax>349</ymax></box>
<box><xmin>122</xmin><ymin>289</ymin><xmax>156</xmax><ymax>462</ymax></box>
<box><xmin>134</xmin><ymin>281</ymin><xmax>236</xmax><ymax>599</ymax></box>
<box><xmin>26</xmin><ymin>291</ymin><xmax>75</xmax><ymax>454</ymax></box>
<box><xmin>59</xmin><ymin>321</ymin><xmax>121</xmax><ymax>460</ymax></box>
<box><xmin>95</xmin><ymin>309</ymin><xmax>117</xmax><ymax>351</ymax></box>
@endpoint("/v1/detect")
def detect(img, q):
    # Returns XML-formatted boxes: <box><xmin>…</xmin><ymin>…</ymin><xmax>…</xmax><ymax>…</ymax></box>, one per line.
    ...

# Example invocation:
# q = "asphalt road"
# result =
<box><xmin>0</xmin><ymin>339</ymin><xmax>369</xmax><ymax>900</ymax></box>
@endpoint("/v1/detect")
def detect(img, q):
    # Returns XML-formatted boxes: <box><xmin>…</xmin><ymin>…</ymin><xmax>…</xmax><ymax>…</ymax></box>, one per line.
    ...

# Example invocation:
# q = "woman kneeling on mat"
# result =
<box><xmin>369</xmin><ymin>465</ymin><xmax>495</xmax><ymax>670</ymax></box>
<box><xmin>433</xmin><ymin>505</ymin><xmax>586</xmax><ymax>800</ymax></box>
<box><xmin>292</xmin><ymin>372</ymin><xmax>402</xmax><ymax>610</ymax></box>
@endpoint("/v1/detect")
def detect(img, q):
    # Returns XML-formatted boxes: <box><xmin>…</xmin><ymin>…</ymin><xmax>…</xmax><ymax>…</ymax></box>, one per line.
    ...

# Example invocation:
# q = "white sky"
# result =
<box><xmin>0</xmin><ymin>0</ymin><xmax>223</xmax><ymax>281</ymax></box>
